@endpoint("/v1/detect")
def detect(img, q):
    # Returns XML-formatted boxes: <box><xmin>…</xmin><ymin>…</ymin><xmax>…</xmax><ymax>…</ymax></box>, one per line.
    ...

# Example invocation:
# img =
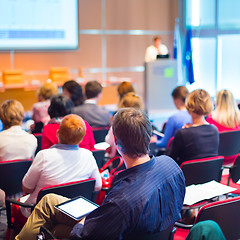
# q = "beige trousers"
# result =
<box><xmin>15</xmin><ymin>194</ymin><xmax>77</xmax><ymax>240</ymax></box>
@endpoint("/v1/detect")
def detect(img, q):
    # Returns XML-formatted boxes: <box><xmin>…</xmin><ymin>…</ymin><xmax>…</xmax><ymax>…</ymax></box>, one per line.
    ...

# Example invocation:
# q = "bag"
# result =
<box><xmin>96</xmin><ymin>156</ymin><xmax>124</xmax><ymax>205</ymax></box>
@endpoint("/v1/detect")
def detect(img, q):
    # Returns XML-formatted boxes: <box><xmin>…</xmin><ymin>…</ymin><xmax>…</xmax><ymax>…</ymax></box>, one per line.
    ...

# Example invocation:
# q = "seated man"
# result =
<box><xmin>16</xmin><ymin>108</ymin><xmax>185</xmax><ymax>240</ymax></box>
<box><xmin>19</xmin><ymin>114</ymin><xmax>102</xmax><ymax>218</ymax></box>
<box><xmin>71</xmin><ymin>80</ymin><xmax>111</xmax><ymax>127</ymax></box>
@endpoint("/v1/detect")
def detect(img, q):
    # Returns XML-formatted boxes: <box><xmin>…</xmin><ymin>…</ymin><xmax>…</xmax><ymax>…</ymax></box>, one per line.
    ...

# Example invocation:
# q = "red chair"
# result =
<box><xmin>0</xmin><ymin>159</ymin><xmax>32</xmax><ymax>197</ymax></box>
<box><xmin>218</xmin><ymin>130</ymin><xmax>240</xmax><ymax>165</ymax></box>
<box><xmin>221</xmin><ymin>153</ymin><xmax>240</xmax><ymax>195</ymax></box>
<box><xmin>5</xmin><ymin>178</ymin><xmax>96</xmax><ymax>239</ymax></box>
<box><xmin>92</xmin><ymin>149</ymin><xmax>106</xmax><ymax>168</ymax></box>
<box><xmin>33</xmin><ymin>133</ymin><xmax>43</xmax><ymax>156</ymax></box>
<box><xmin>92</xmin><ymin>126</ymin><xmax>109</xmax><ymax>144</ymax></box>
<box><xmin>175</xmin><ymin>196</ymin><xmax>240</xmax><ymax>240</ymax></box>
<box><xmin>180</xmin><ymin>156</ymin><xmax>224</xmax><ymax>187</ymax></box>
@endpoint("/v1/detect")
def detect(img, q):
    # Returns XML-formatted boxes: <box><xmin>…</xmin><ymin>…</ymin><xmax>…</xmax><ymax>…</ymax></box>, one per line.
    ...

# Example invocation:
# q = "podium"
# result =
<box><xmin>144</xmin><ymin>59</ymin><xmax>178</xmax><ymax>114</ymax></box>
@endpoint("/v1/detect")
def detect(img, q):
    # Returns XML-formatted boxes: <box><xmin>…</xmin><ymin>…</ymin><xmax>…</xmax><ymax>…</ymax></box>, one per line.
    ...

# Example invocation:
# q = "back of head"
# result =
<box><xmin>58</xmin><ymin>114</ymin><xmax>86</xmax><ymax>145</ymax></box>
<box><xmin>172</xmin><ymin>86</ymin><xmax>189</xmax><ymax>103</ymax></box>
<box><xmin>117</xmin><ymin>81</ymin><xmax>135</xmax><ymax>100</ymax></box>
<box><xmin>118</xmin><ymin>92</ymin><xmax>143</xmax><ymax>110</ymax></box>
<box><xmin>0</xmin><ymin>100</ymin><xmax>24</xmax><ymax>129</ymax></box>
<box><xmin>213</xmin><ymin>89</ymin><xmax>240</xmax><ymax>128</ymax></box>
<box><xmin>186</xmin><ymin>89</ymin><xmax>213</xmax><ymax>116</ymax></box>
<box><xmin>48</xmin><ymin>94</ymin><xmax>74</xmax><ymax>119</ymax></box>
<box><xmin>112</xmin><ymin>108</ymin><xmax>152</xmax><ymax>158</ymax></box>
<box><xmin>38</xmin><ymin>82</ymin><xmax>58</xmax><ymax>100</ymax></box>
<box><xmin>62</xmin><ymin>80</ymin><xmax>84</xmax><ymax>106</ymax></box>
<box><xmin>85</xmin><ymin>80</ymin><xmax>102</xmax><ymax>99</ymax></box>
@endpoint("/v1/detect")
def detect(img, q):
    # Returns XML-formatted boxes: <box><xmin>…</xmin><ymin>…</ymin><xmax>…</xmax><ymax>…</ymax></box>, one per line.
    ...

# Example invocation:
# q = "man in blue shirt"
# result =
<box><xmin>16</xmin><ymin>108</ymin><xmax>185</xmax><ymax>240</ymax></box>
<box><xmin>156</xmin><ymin>86</ymin><xmax>192</xmax><ymax>148</ymax></box>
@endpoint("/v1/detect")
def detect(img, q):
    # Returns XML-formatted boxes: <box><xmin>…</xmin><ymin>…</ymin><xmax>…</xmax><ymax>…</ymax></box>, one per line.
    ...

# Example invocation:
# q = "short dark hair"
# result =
<box><xmin>48</xmin><ymin>94</ymin><xmax>74</xmax><ymax>119</ymax></box>
<box><xmin>112</xmin><ymin>108</ymin><xmax>152</xmax><ymax>158</ymax></box>
<box><xmin>171</xmin><ymin>86</ymin><xmax>189</xmax><ymax>103</ymax></box>
<box><xmin>62</xmin><ymin>80</ymin><xmax>84</xmax><ymax>106</ymax></box>
<box><xmin>85</xmin><ymin>81</ymin><xmax>102</xmax><ymax>99</ymax></box>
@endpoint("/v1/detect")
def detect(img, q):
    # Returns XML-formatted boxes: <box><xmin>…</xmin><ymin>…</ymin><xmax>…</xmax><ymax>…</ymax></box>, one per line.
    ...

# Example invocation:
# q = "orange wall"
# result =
<box><xmin>0</xmin><ymin>0</ymin><xmax>178</xmax><ymax>110</ymax></box>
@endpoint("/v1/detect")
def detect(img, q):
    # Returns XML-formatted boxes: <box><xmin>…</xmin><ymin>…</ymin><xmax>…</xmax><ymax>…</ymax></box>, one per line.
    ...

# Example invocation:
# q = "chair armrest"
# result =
<box><xmin>5</xmin><ymin>197</ymin><xmax>36</xmax><ymax>228</ymax></box>
<box><xmin>174</xmin><ymin>221</ymin><xmax>193</xmax><ymax>229</ymax></box>
<box><xmin>5</xmin><ymin>197</ymin><xmax>35</xmax><ymax>208</ymax></box>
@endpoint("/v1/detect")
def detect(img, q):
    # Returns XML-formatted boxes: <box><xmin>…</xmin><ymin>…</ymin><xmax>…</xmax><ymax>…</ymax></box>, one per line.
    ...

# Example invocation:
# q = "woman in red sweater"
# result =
<box><xmin>42</xmin><ymin>94</ymin><xmax>95</xmax><ymax>150</ymax></box>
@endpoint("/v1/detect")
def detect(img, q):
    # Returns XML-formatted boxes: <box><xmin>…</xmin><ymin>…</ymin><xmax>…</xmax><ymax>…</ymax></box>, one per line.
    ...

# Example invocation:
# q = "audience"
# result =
<box><xmin>15</xmin><ymin>108</ymin><xmax>185</xmax><ymax>240</ymax></box>
<box><xmin>62</xmin><ymin>80</ymin><xmax>85</xmax><ymax>106</ymax></box>
<box><xmin>18</xmin><ymin>114</ymin><xmax>101</xmax><ymax>220</ymax></box>
<box><xmin>168</xmin><ymin>89</ymin><xmax>219</xmax><ymax>165</ymax></box>
<box><xmin>71</xmin><ymin>80</ymin><xmax>111</xmax><ymax>127</ymax></box>
<box><xmin>41</xmin><ymin>94</ymin><xmax>95</xmax><ymax>150</ymax></box>
<box><xmin>105</xmin><ymin>92</ymin><xmax>143</xmax><ymax>157</ymax></box>
<box><xmin>206</xmin><ymin>89</ymin><xmax>240</xmax><ymax>132</ymax></box>
<box><xmin>156</xmin><ymin>86</ymin><xmax>192</xmax><ymax>148</ymax></box>
<box><xmin>117</xmin><ymin>81</ymin><xmax>135</xmax><ymax>103</ymax></box>
<box><xmin>31</xmin><ymin>82</ymin><xmax>58</xmax><ymax>133</ymax></box>
<box><xmin>0</xmin><ymin>100</ymin><xmax>37</xmax><ymax>161</ymax></box>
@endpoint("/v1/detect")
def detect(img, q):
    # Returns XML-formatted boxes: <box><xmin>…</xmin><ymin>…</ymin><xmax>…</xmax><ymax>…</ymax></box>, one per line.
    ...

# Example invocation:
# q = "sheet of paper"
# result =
<box><xmin>94</xmin><ymin>142</ymin><xmax>110</xmax><ymax>150</ymax></box>
<box><xmin>184</xmin><ymin>180</ymin><xmax>237</xmax><ymax>205</ymax></box>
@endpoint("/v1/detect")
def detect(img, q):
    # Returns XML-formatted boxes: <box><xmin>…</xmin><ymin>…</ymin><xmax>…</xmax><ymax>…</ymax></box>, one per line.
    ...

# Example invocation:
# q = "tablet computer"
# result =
<box><xmin>54</xmin><ymin>196</ymin><xmax>99</xmax><ymax>221</ymax></box>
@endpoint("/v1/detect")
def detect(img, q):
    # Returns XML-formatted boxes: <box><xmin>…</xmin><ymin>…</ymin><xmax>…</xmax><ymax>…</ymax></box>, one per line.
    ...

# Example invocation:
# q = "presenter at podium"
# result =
<box><xmin>145</xmin><ymin>36</ymin><xmax>169</xmax><ymax>62</ymax></box>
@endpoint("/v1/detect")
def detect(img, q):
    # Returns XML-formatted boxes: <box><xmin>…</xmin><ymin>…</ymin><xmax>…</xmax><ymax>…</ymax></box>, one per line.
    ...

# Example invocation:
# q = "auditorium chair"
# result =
<box><xmin>0</xmin><ymin>159</ymin><xmax>32</xmax><ymax>197</ymax></box>
<box><xmin>180</xmin><ymin>156</ymin><xmax>224</xmax><ymax>187</ymax></box>
<box><xmin>218</xmin><ymin>130</ymin><xmax>240</xmax><ymax>165</ymax></box>
<box><xmin>175</xmin><ymin>196</ymin><xmax>240</xmax><ymax>240</ymax></box>
<box><xmin>33</xmin><ymin>133</ymin><xmax>43</xmax><ymax>156</ymax></box>
<box><xmin>92</xmin><ymin>126</ymin><xmax>110</xmax><ymax>144</ymax></box>
<box><xmin>92</xmin><ymin>149</ymin><xmax>106</xmax><ymax>168</ymax></box>
<box><xmin>5</xmin><ymin>178</ymin><xmax>96</xmax><ymax>239</ymax></box>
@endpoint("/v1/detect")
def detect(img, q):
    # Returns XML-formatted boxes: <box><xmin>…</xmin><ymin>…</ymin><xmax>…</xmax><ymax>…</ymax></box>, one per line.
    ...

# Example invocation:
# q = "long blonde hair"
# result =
<box><xmin>212</xmin><ymin>90</ymin><xmax>240</xmax><ymax>128</ymax></box>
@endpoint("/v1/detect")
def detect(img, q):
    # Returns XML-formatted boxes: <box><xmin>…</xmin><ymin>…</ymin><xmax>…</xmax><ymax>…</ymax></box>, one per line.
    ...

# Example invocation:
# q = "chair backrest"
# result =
<box><xmin>92</xmin><ymin>127</ymin><xmax>109</xmax><ymax>144</ymax></box>
<box><xmin>218</xmin><ymin>130</ymin><xmax>240</xmax><ymax>156</ymax></box>
<box><xmin>195</xmin><ymin>196</ymin><xmax>240</xmax><ymax>240</ymax></box>
<box><xmin>0</xmin><ymin>159</ymin><xmax>32</xmax><ymax>196</ymax></box>
<box><xmin>230</xmin><ymin>153</ymin><xmax>240</xmax><ymax>183</ymax></box>
<box><xmin>33</xmin><ymin>133</ymin><xmax>43</xmax><ymax>156</ymax></box>
<box><xmin>180</xmin><ymin>156</ymin><xmax>224</xmax><ymax>186</ymax></box>
<box><xmin>123</xmin><ymin>226</ymin><xmax>175</xmax><ymax>240</ymax></box>
<box><xmin>92</xmin><ymin>150</ymin><xmax>105</xmax><ymax>168</ymax></box>
<box><xmin>149</xmin><ymin>142</ymin><xmax>157</xmax><ymax>156</ymax></box>
<box><xmin>36</xmin><ymin>178</ymin><xmax>96</xmax><ymax>203</ymax></box>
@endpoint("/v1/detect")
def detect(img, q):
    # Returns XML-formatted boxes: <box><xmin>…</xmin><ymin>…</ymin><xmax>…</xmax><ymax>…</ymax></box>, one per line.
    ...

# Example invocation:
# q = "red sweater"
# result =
<box><xmin>42</xmin><ymin>120</ymin><xmax>95</xmax><ymax>150</ymax></box>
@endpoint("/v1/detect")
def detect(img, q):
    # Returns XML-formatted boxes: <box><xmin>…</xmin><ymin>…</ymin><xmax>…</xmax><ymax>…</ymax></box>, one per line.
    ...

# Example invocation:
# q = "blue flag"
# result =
<box><xmin>184</xmin><ymin>30</ymin><xmax>195</xmax><ymax>84</ymax></box>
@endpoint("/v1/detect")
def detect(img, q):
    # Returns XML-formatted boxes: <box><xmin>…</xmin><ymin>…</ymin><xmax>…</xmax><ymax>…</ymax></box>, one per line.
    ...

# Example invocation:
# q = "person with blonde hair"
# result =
<box><xmin>0</xmin><ymin>100</ymin><xmax>37</xmax><ymax>161</ymax></box>
<box><xmin>206</xmin><ymin>90</ymin><xmax>240</xmax><ymax>132</ymax></box>
<box><xmin>105</xmin><ymin>92</ymin><xmax>143</xmax><ymax>157</ymax></box>
<box><xmin>168</xmin><ymin>89</ymin><xmax>219</xmax><ymax>165</ymax></box>
<box><xmin>32</xmin><ymin>82</ymin><xmax>58</xmax><ymax>133</ymax></box>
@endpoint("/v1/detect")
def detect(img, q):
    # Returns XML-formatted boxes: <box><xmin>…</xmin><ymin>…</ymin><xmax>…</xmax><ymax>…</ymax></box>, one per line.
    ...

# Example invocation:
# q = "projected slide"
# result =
<box><xmin>0</xmin><ymin>0</ymin><xmax>78</xmax><ymax>50</ymax></box>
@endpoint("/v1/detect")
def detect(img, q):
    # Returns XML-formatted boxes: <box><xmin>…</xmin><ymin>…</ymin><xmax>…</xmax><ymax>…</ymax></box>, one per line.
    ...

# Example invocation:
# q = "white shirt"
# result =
<box><xmin>0</xmin><ymin>126</ymin><xmax>37</xmax><ymax>161</ymax></box>
<box><xmin>21</xmin><ymin>144</ymin><xmax>102</xmax><ymax>217</ymax></box>
<box><xmin>145</xmin><ymin>44</ymin><xmax>169</xmax><ymax>62</ymax></box>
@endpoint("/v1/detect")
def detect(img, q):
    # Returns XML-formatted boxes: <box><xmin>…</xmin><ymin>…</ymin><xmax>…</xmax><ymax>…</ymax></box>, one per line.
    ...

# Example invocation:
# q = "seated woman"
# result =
<box><xmin>19</xmin><ymin>114</ymin><xmax>102</xmax><ymax>220</ymax></box>
<box><xmin>206</xmin><ymin>89</ymin><xmax>240</xmax><ymax>132</ymax></box>
<box><xmin>42</xmin><ymin>94</ymin><xmax>95</xmax><ymax>150</ymax></box>
<box><xmin>0</xmin><ymin>100</ymin><xmax>37</xmax><ymax>161</ymax></box>
<box><xmin>105</xmin><ymin>92</ymin><xmax>143</xmax><ymax>157</ymax></box>
<box><xmin>168</xmin><ymin>89</ymin><xmax>219</xmax><ymax>165</ymax></box>
<box><xmin>62</xmin><ymin>80</ymin><xmax>84</xmax><ymax>106</ymax></box>
<box><xmin>156</xmin><ymin>86</ymin><xmax>192</xmax><ymax>148</ymax></box>
<box><xmin>31</xmin><ymin>82</ymin><xmax>58</xmax><ymax>133</ymax></box>
<box><xmin>117</xmin><ymin>81</ymin><xmax>135</xmax><ymax>105</ymax></box>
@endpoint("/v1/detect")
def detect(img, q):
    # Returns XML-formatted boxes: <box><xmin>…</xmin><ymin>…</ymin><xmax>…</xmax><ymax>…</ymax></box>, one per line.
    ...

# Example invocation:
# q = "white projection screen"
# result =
<box><xmin>0</xmin><ymin>0</ymin><xmax>78</xmax><ymax>50</ymax></box>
